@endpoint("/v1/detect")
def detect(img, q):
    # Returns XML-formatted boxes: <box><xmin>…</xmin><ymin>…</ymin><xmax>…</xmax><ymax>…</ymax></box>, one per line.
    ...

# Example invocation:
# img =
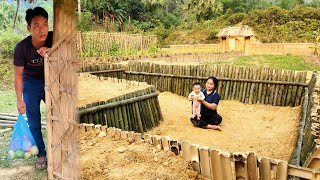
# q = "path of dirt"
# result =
<box><xmin>148</xmin><ymin>92</ymin><xmax>301</xmax><ymax>161</ymax></box>
<box><xmin>80</xmin><ymin>130</ymin><xmax>201</xmax><ymax>180</ymax></box>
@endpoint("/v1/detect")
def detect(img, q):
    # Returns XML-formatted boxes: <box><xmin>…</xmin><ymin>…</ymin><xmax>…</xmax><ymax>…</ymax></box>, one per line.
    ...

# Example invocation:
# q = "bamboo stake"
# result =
<box><xmin>210</xmin><ymin>149</ymin><xmax>223</xmax><ymax>180</ymax></box>
<box><xmin>220</xmin><ymin>152</ymin><xmax>233</xmax><ymax>180</ymax></box>
<box><xmin>276</xmin><ymin>161</ymin><xmax>288</xmax><ymax>180</ymax></box>
<box><xmin>234</xmin><ymin>153</ymin><xmax>248</xmax><ymax>180</ymax></box>
<box><xmin>247</xmin><ymin>152</ymin><xmax>258</xmax><ymax>180</ymax></box>
<box><xmin>199</xmin><ymin>147</ymin><xmax>211</xmax><ymax>178</ymax></box>
<box><xmin>260</xmin><ymin>158</ymin><xmax>271</xmax><ymax>180</ymax></box>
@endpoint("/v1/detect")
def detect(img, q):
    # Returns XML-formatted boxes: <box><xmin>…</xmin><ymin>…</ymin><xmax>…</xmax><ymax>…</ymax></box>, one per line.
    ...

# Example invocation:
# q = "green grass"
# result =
<box><xmin>0</xmin><ymin>89</ymin><xmax>16</xmax><ymax>113</ymax></box>
<box><xmin>0</xmin><ymin>89</ymin><xmax>46</xmax><ymax>116</ymax></box>
<box><xmin>204</xmin><ymin>55</ymin><xmax>320</xmax><ymax>71</ymax></box>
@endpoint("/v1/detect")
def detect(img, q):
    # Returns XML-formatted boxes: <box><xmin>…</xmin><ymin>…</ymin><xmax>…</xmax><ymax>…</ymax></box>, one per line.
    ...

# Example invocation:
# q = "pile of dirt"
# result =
<box><xmin>148</xmin><ymin>92</ymin><xmax>301</xmax><ymax>161</ymax></box>
<box><xmin>77</xmin><ymin>74</ymin><xmax>150</xmax><ymax>107</ymax></box>
<box><xmin>79</xmin><ymin>130</ymin><xmax>201</xmax><ymax>179</ymax></box>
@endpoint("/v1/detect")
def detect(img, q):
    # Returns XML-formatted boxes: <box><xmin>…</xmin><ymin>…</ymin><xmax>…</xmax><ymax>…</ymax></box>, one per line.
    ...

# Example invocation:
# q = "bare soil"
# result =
<box><xmin>78</xmin><ymin>74</ymin><xmax>150</xmax><ymax>107</ymax></box>
<box><xmin>79</xmin><ymin>130</ymin><xmax>201</xmax><ymax>180</ymax></box>
<box><xmin>148</xmin><ymin>92</ymin><xmax>301</xmax><ymax>161</ymax></box>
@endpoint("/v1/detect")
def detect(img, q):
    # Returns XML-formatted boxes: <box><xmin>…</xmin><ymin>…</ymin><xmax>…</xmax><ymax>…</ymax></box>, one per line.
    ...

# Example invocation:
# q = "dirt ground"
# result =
<box><xmin>79</xmin><ymin>130</ymin><xmax>201</xmax><ymax>180</ymax></box>
<box><xmin>148</xmin><ymin>92</ymin><xmax>301</xmax><ymax>161</ymax></box>
<box><xmin>78</xmin><ymin>74</ymin><xmax>150</xmax><ymax>107</ymax></box>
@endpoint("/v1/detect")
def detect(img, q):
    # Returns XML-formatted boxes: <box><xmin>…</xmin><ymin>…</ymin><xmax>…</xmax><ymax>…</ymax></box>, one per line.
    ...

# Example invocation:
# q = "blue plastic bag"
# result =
<box><xmin>7</xmin><ymin>114</ymin><xmax>39</xmax><ymax>160</ymax></box>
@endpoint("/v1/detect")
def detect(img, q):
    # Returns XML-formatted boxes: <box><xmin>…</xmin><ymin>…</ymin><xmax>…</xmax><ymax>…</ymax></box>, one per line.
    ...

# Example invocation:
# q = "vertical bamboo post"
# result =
<box><xmin>181</xmin><ymin>140</ymin><xmax>191</xmax><ymax>161</ymax></box>
<box><xmin>190</xmin><ymin>144</ymin><xmax>201</xmax><ymax>173</ymax></box>
<box><xmin>199</xmin><ymin>147</ymin><xmax>211</xmax><ymax>178</ymax></box>
<box><xmin>161</xmin><ymin>136</ymin><xmax>171</xmax><ymax>151</ymax></box>
<box><xmin>247</xmin><ymin>152</ymin><xmax>258</xmax><ymax>180</ymax></box>
<box><xmin>220</xmin><ymin>152</ymin><xmax>233</xmax><ymax>180</ymax></box>
<box><xmin>259</xmin><ymin>157</ymin><xmax>272</xmax><ymax>180</ymax></box>
<box><xmin>234</xmin><ymin>153</ymin><xmax>248</xmax><ymax>180</ymax></box>
<box><xmin>210</xmin><ymin>149</ymin><xmax>223</xmax><ymax>180</ymax></box>
<box><xmin>276</xmin><ymin>161</ymin><xmax>288</xmax><ymax>180</ymax></box>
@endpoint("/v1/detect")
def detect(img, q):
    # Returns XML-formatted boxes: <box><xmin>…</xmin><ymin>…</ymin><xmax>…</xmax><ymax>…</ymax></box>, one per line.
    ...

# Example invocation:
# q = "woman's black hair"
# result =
<box><xmin>207</xmin><ymin>76</ymin><xmax>219</xmax><ymax>90</ymax></box>
<box><xmin>25</xmin><ymin>7</ymin><xmax>48</xmax><ymax>26</ymax></box>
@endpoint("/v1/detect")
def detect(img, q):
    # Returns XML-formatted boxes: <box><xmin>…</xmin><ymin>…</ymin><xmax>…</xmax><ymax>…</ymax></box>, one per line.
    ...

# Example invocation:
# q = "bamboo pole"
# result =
<box><xmin>210</xmin><ymin>149</ymin><xmax>223</xmax><ymax>180</ymax></box>
<box><xmin>190</xmin><ymin>144</ymin><xmax>201</xmax><ymax>173</ymax></box>
<box><xmin>220</xmin><ymin>152</ymin><xmax>233</xmax><ymax>180</ymax></box>
<box><xmin>247</xmin><ymin>152</ymin><xmax>258</xmax><ymax>180</ymax></box>
<box><xmin>276</xmin><ymin>161</ymin><xmax>288</xmax><ymax>180</ymax></box>
<box><xmin>234</xmin><ymin>153</ymin><xmax>248</xmax><ymax>180</ymax></box>
<box><xmin>199</xmin><ymin>147</ymin><xmax>211</xmax><ymax>178</ymax></box>
<box><xmin>260</xmin><ymin>158</ymin><xmax>272</xmax><ymax>180</ymax></box>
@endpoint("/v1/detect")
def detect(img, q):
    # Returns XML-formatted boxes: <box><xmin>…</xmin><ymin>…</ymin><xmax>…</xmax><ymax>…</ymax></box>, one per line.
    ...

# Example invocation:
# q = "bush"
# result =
<box><xmin>77</xmin><ymin>12</ymin><xmax>94</xmax><ymax>32</ymax></box>
<box><xmin>147</xmin><ymin>44</ymin><xmax>159</xmax><ymax>55</ymax></box>
<box><xmin>0</xmin><ymin>32</ymin><xmax>23</xmax><ymax>57</ymax></box>
<box><xmin>108</xmin><ymin>43</ymin><xmax>122</xmax><ymax>56</ymax></box>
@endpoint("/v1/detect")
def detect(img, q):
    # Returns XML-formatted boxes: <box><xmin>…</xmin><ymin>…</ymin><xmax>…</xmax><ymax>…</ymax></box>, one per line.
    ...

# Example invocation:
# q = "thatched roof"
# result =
<box><xmin>217</xmin><ymin>25</ymin><xmax>254</xmax><ymax>37</ymax></box>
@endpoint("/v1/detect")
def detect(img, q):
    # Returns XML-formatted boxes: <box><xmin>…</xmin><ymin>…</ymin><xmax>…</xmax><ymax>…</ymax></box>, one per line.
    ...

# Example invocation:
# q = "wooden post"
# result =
<box><xmin>190</xmin><ymin>144</ymin><xmax>201</xmax><ymax>173</ymax></box>
<box><xmin>210</xmin><ymin>149</ymin><xmax>223</xmax><ymax>180</ymax></box>
<box><xmin>220</xmin><ymin>152</ymin><xmax>233</xmax><ymax>180</ymax></box>
<box><xmin>247</xmin><ymin>152</ymin><xmax>258</xmax><ymax>180</ymax></box>
<box><xmin>161</xmin><ymin>136</ymin><xmax>171</xmax><ymax>151</ymax></box>
<box><xmin>234</xmin><ymin>153</ymin><xmax>248</xmax><ymax>180</ymax></box>
<box><xmin>260</xmin><ymin>158</ymin><xmax>272</xmax><ymax>180</ymax></box>
<box><xmin>199</xmin><ymin>147</ymin><xmax>211</xmax><ymax>178</ymax></box>
<box><xmin>181</xmin><ymin>140</ymin><xmax>191</xmax><ymax>161</ymax></box>
<box><xmin>276</xmin><ymin>161</ymin><xmax>288</xmax><ymax>180</ymax></box>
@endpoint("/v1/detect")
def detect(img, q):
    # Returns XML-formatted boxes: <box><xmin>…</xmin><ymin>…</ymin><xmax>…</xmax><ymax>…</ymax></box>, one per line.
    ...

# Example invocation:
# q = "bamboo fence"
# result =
<box><xmin>299</xmin><ymin>72</ymin><xmax>320</xmax><ymax>166</ymax></box>
<box><xmin>77</xmin><ymin>51</ymin><xmax>244</xmax><ymax>64</ymax></box>
<box><xmin>77</xmin><ymin>32</ymin><xmax>157</xmax><ymax>58</ymax></box>
<box><xmin>78</xmin><ymin>63</ymin><xmax>124</xmax><ymax>79</ymax></box>
<box><xmin>77</xmin><ymin>83</ymin><xmax>162</xmax><ymax>132</ymax></box>
<box><xmin>79</xmin><ymin>123</ymin><xmax>320</xmax><ymax>180</ymax></box>
<box><xmin>125</xmin><ymin>61</ymin><xmax>308</xmax><ymax>107</ymax></box>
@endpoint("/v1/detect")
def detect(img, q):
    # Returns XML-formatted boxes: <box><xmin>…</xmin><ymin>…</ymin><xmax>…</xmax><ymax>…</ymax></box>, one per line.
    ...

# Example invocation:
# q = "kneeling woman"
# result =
<box><xmin>191</xmin><ymin>77</ymin><xmax>222</xmax><ymax>131</ymax></box>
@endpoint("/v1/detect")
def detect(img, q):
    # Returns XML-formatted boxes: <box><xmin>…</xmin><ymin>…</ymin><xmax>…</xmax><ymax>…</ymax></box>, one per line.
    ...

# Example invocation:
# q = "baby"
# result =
<box><xmin>188</xmin><ymin>82</ymin><xmax>205</xmax><ymax>120</ymax></box>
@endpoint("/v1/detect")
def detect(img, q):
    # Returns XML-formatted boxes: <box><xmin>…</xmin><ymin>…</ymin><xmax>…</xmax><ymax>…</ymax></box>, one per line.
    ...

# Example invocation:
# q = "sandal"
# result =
<box><xmin>35</xmin><ymin>158</ymin><xmax>47</xmax><ymax>170</ymax></box>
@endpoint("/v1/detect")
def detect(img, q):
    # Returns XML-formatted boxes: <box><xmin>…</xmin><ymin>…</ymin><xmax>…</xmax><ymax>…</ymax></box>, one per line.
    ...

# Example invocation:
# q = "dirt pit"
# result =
<box><xmin>79</xmin><ymin>130</ymin><xmax>201</xmax><ymax>180</ymax></box>
<box><xmin>148</xmin><ymin>92</ymin><xmax>301</xmax><ymax>161</ymax></box>
<box><xmin>78</xmin><ymin>74</ymin><xmax>150</xmax><ymax>107</ymax></box>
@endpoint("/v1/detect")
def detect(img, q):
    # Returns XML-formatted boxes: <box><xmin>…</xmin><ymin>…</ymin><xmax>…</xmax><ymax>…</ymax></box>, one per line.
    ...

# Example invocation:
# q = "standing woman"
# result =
<box><xmin>191</xmin><ymin>77</ymin><xmax>222</xmax><ymax>131</ymax></box>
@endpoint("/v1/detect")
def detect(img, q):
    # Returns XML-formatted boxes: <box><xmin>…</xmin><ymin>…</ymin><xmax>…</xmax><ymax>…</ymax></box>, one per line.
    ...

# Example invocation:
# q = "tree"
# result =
<box><xmin>186</xmin><ymin>0</ymin><xmax>223</xmax><ymax>21</ymax></box>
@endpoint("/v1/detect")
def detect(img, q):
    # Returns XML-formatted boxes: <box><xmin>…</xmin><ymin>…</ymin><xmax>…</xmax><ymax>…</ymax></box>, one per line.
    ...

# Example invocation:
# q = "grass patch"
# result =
<box><xmin>0</xmin><ymin>89</ymin><xmax>16</xmax><ymax>113</ymax></box>
<box><xmin>0</xmin><ymin>89</ymin><xmax>46</xmax><ymax>116</ymax></box>
<box><xmin>204</xmin><ymin>55</ymin><xmax>320</xmax><ymax>71</ymax></box>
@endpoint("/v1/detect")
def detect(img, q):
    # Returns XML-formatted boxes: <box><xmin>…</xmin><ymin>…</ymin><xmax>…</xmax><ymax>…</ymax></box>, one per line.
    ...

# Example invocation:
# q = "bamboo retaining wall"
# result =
<box><xmin>125</xmin><ymin>61</ymin><xmax>309</xmax><ymax>107</ymax></box>
<box><xmin>79</xmin><ymin>123</ymin><xmax>320</xmax><ymax>179</ymax></box>
<box><xmin>300</xmin><ymin>73</ymin><xmax>320</xmax><ymax>166</ymax></box>
<box><xmin>78</xmin><ymin>63</ymin><xmax>124</xmax><ymax>79</ymax></box>
<box><xmin>77</xmin><ymin>78</ymin><xmax>162</xmax><ymax>132</ymax></box>
<box><xmin>77</xmin><ymin>51</ymin><xmax>244</xmax><ymax>64</ymax></box>
<box><xmin>77</xmin><ymin>32</ymin><xmax>157</xmax><ymax>58</ymax></box>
